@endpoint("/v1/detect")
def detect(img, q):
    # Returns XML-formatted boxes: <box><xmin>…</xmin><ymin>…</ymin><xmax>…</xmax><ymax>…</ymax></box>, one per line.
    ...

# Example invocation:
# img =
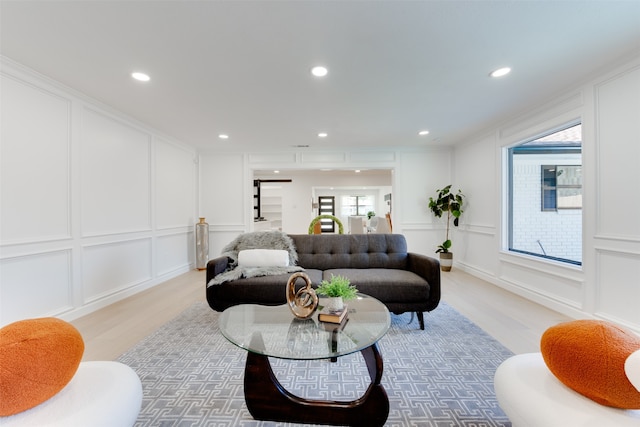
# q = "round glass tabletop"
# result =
<box><xmin>219</xmin><ymin>294</ymin><xmax>391</xmax><ymax>360</ymax></box>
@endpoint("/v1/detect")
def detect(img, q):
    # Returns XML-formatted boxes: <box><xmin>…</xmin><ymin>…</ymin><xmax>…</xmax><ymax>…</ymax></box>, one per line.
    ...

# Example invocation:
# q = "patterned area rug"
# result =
<box><xmin>118</xmin><ymin>301</ymin><xmax>513</xmax><ymax>426</ymax></box>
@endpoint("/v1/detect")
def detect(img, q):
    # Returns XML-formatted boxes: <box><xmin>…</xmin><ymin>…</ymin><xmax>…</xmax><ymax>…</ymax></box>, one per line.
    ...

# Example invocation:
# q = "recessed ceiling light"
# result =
<box><xmin>131</xmin><ymin>72</ymin><xmax>150</xmax><ymax>82</ymax></box>
<box><xmin>490</xmin><ymin>67</ymin><xmax>511</xmax><ymax>78</ymax></box>
<box><xmin>218</xmin><ymin>134</ymin><xmax>229</xmax><ymax>139</ymax></box>
<box><xmin>273</xmin><ymin>170</ymin><xmax>280</xmax><ymax>174</ymax></box>
<box><xmin>311</xmin><ymin>66</ymin><xmax>328</xmax><ymax>77</ymax></box>
<box><xmin>355</xmin><ymin>170</ymin><xmax>361</xmax><ymax>173</ymax></box>
<box><xmin>318</xmin><ymin>132</ymin><xmax>328</xmax><ymax>138</ymax></box>
<box><xmin>418</xmin><ymin>130</ymin><xmax>430</xmax><ymax>136</ymax></box>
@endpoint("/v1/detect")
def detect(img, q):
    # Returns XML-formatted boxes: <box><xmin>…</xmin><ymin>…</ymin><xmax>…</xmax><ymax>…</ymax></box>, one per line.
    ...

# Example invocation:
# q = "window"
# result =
<box><xmin>541</xmin><ymin>165</ymin><xmax>582</xmax><ymax>211</ymax></box>
<box><xmin>508</xmin><ymin>123</ymin><xmax>582</xmax><ymax>265</ymax></box>
<box><xmin>340</xmin><ymin>195</ymin><xmax>374</xmax><ymax>217</ymax></box>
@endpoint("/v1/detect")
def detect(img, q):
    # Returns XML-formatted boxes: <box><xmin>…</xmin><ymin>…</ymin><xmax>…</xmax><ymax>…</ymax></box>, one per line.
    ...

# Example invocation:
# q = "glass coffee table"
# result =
<box><xmin>219</xmin><ymin>293</ymin><xmax>391</xmax><ymax>426</ymax></box>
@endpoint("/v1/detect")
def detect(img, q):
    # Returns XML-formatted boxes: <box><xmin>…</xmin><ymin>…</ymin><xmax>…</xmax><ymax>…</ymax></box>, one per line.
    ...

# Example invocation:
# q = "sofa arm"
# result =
<box><xmin>407</xmin><ymin>253</ymin><xmax>441</xmax><ymax>309</ymax></box>
<box><xmin>205</xmin><ymin>256</ymin><xmax>231</xmax><ymax>284</ymax></box>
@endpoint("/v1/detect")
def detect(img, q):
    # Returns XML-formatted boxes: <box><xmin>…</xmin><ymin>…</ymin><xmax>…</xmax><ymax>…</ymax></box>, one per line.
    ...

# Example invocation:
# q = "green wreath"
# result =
<box><xmin>308</xmin><ymin>215</ymin><xmax>344</xmax><ymax>234</ymax></box>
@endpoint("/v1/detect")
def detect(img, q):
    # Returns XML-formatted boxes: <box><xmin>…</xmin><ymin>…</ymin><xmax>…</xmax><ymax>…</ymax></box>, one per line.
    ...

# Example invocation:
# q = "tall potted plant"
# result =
<box><xmin>428</xmin><ymin>185</ymin><xmax>465</xmax><ymax>271</ymax></box>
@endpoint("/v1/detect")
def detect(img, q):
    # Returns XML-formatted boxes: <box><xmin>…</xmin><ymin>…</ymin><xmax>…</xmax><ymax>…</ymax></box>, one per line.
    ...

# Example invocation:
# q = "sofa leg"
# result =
<box><xmin>416</xmin><ymin>312</ymin><xmax>425</xmax><ymax>330</ymax></box>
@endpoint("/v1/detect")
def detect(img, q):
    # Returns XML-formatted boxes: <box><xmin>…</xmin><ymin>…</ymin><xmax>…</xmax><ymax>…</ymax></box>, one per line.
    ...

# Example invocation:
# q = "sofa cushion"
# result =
<box><xmin>0</xmin><ymin>318</ymin><xmax>84</xmax><ymax>416</ymax></box>
<box><xmin>324</xmin><ymin>268</ymin><xmax>429</xmax><ymax>303</ymax></box>
<box><xmin>238</xmin><ymin>249</ymin><xmax>289</xmax><ymax>267</ymax></box>
<box><xmin>541</xmin><ymin>320</ymin><xmax>640</xmax><ymax>409</ymax></box>
<box><xmin>209</xmin><ymin>269</ymin><xmax>324</xmax><ymax>307</ymax></box>
<box><xmin>291</xmin><ymin>234</ymin><xmax>409</xmax><ymax>270</ymax></box>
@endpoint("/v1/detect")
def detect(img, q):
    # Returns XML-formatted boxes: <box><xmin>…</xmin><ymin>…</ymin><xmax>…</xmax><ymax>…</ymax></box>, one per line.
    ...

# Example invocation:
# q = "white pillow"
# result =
<box><xmin>625</xmin><ymin>349</ymin><xmax>640</xmax><ymax>392</ymax></box>
<box><xmin>237</xmin><ymin>249</ymin><xmax>289</xmax><ymax>267</ymax></box>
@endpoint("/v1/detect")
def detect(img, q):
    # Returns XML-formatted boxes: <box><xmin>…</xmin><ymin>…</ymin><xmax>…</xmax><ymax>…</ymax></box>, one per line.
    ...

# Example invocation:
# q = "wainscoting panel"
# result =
<box><xmin>457</xmin><ymin>226</ymin><xmax>498</xmax><ymax>273</ymax></box>
<box><xmin>155</xmin><ymin>138</ymin><xmax>197</xmax><ymax>230</ymax></box>
<box><xmin>396</xmin><ymin>150</ymin><xmax>451</xmax><ymax>224</ymax></box>
<box><xmin>209</xmin><ymin>229</ymin><xmax>245</xmax><ymax>259</ymax></box>
<box><xmin>401</xmin><ymin>227</ymin><xmax>437</xmax><ymax>256</ymax></box>
<box><xmin>299</xmin><ymin>152</ymin><xmax>347</xmax><ymax>164</ymax></box>
<box><xmin>248</xmin><ymin>152</ymin><xmax>297</xmax><ymax>165</ymax></box>
<box><xmin>199</xmin><ymin>154</ymin><xmax>245</xmax><ymax>226</ymax></box>
<box><xmin>349</xmin><ymin>151</ymin><xmax>396</xmax><ymax>163</ymax></box>
<box><xmin>81</xmin><ymin>108</ymin><xmax>152</xmax><ymax>236</ymax></box>
<box><xmin>499</xmin><ymin>258</ymin><xmax>583</xmax><ymax>309</ymax></box>
<box><xmin>0</xmin><ymin>74</ymin><xmax>71</xmax><ymax>244</ymax></box>
<box><xmin>595</xmin><ymin>65</ymin><xmax>640</xmax><ymax>240</ymax></box>
<box><xmin>82</xmin><ymin>238</ymin><xmax>152</xmax><ymax>304</ymax></box>
<box><xmin>1</xmin><ymin>58</ymin><xmax>198</xmax><ymax>325</ymax></box>
<box><xmin>454</xmin><ymin>134</ymin><xmax>498</xmax><ymax>228</ymax></box>
<box><xmin>595</xmin><ymin>249</ymin><xmax>640</xmax><ymax>327</ymax></box>
<box><xmin>0</xmin><ymin>250</ymin><xmax>72</xmax><ymax>325</ymax></box>
<box><xmin>157</xmin><ymin>232</ymin><xmax>192</xmax><ymax>276</ymax></box>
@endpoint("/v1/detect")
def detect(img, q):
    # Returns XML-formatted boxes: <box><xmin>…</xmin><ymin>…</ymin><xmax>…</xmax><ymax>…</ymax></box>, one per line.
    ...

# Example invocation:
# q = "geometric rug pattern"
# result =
<box><xmin>118</xmin><ymin>301</ymin><xmax>513</xmax><ymax>426</ymax></box>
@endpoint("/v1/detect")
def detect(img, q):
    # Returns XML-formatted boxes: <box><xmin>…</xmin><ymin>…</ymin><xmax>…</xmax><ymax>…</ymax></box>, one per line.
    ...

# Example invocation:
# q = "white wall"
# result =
<box><xmin>0</xmin><ymin>58</ymin><xmax>198</xmax><ymax>326</ymax></box>
<box><xmin>453</xmin><ymin>54</ymin><xmax>640</xmax><ymax>333</ymax></box>
<box><xmin>199</xmin><ymin>149</ymin><xmax>456</xmax><ymax>258</ymax></box>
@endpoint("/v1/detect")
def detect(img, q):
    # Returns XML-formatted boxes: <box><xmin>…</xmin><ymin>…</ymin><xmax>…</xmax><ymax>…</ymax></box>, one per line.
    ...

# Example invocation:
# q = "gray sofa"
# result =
<box><xmin>205</xmin><ymin>233</ymin><xmax>440</xmax><ymax>329</ymax></box>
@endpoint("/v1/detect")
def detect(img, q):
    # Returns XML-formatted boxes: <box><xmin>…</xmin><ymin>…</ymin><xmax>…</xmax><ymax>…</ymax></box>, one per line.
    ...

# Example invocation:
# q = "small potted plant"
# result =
<box><xmin>428</xmin><ymin>185</ymin><xmax>465</xmax><ymax>271</ymax></box>
<box><xmin>366</xmin><ymin>211</ymin><xmax>376</xmax><ymax>220</ymax></box>
<box><xmin>316</xmin><ymin>274</ymin><xmax>358</xmax><ymax>312</ymax></box>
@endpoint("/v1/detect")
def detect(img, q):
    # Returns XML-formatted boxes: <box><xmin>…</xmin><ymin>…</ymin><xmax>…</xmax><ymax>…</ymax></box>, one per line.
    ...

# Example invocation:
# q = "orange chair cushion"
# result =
<box><xmin>0</xmin><ymin>318</ymin><xmax>84</xmax><ymax>416</ymax></box>
<box><xmin>541</xmin><ymin>319</ymin><xmax>640</xmax><ymax>409</ymax></box>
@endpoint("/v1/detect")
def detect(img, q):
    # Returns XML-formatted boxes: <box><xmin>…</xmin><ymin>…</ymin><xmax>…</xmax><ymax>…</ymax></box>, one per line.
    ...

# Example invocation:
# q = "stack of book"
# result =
<box><xmin>318</xmin><ymin>305</ymin><xmax>348</xmax><ymax>324</ymax></box>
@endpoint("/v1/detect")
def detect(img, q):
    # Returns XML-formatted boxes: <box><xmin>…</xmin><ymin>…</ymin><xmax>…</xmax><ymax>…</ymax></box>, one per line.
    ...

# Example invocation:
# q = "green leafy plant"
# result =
<box><xmin>316</xmin><ymin>275</ymin><xmax>358</xmax><ymax>300</ymax></box>
<box><xmin>428</xmin><ymin>185</ymin><xmax>465</xmax><ymax>253</ymax></box>
<box><xmin>366</xmin><ymin>211</ymin><xmax>376</xmax><ymax>220</ymax></box>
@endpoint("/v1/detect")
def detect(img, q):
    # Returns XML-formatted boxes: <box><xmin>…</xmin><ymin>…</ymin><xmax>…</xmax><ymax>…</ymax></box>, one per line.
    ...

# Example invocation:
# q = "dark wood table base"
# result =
<box><xmin>244</xmin><ymin>333</ymin><xmax>389</xmax><ymax>426</ymax></box>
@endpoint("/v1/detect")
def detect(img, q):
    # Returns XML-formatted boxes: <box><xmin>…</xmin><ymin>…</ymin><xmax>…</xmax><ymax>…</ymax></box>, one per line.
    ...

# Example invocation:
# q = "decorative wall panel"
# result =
<box><xmin>1</xmin><ymin>58</ymin><xmax>196</xmax><ymax>324</ymax></box>
<box><xmin>349</xmin><ymin>151</ymin><xmax>396</xmax><ymax>163</ymax></box>
<box><xmin>0</xmin><ymin>250</ymin><xmax>72</xmax><ymax>325</ymax></box>
<box><xmin>596</xmin><ymin>249</ymin><xmax>640</xmax><ymax>325</ymax></box>
<box><xmin>156</xmin><ymin>139</ymin><xmax>196</xmax><ymax>229</ymax></box>
<box><xmin>248</xmin><ymin>152</ymin><xmax>297</xmax><ymax>165</ymax></box>
<box><xmin>199</xmin><ymin>154</ymin><xmax>245</xmax><ymax>225</ymax></box>
<box><xmin>454</xmin><ymin>135</ymin><xmax>497</xmax><ymax>227</ymax></box>
<box><xmin>81</xmin><ymin>108</ymin><xmax>151</xmax><ymax>236</ymax></box>
<box><xmin>299</xmin><ymin>152</ymin><xmax>346</xmax><ymax>164</ymax></box>
<box><xmin>499</xmin><ymin>260</ymin><xmax>583</xmax><ymax>308</ymax></box>
<box><xmin>157</xmin><ymin>232</ymin><xmax>192</xmax><ymax>276</ymax></box>
<box><xmin>595</xmin><ymin>66</ymin><xmax>640</xmax><ymax>239</ymax></box>
<box><xmin>397</xmin><ymin>150</ymin><xmax>451</xmax><ymax>224</ymax></box>
<box><xmin>82</xmin><ymin>238</ymin><xmax>152</xmax><ymax>303</ymax></box>
<box><xmin>0</xmin><ymin>75</ymin><xmax>70</xmax><ymax>244</ymax></box>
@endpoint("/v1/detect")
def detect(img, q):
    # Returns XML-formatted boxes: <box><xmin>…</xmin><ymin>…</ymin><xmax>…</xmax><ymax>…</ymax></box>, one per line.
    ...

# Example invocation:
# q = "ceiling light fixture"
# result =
<box><xmin>318</xmin><ymin>132</ymin><xmax>328</xmax><ymax>138</ymax></box>
<box><xmin>355</xmin><ymin>170</ymin><xmax>361</xmax><ymax>173</ymax></box>
<box><xmin>131</xmin><ymin>72</ymin><xmax>150</xmax><ymax>82</ymax></box>
<box><xmin>490</xmin><ymin>67</ymin><xmax>511</xmax><ymax>78</ymax></box>
<box><xmin>274</xmin><ymin>170</ymin><xmax>280</xmax><ymax>174</ymax></box>
<box><xmin>311</xmin><ymin>66</ymin><xmax>328</xmax><ymax>77</ymax></box>
<box><xmin>218</xmin><ymin>134</ymin><xmax>229</xmax><ymax>140</ymax></box>
<box><xmin>418</xmin><ymin>130</ymin><xmax>430</xmax><ymax>136</ymax></box>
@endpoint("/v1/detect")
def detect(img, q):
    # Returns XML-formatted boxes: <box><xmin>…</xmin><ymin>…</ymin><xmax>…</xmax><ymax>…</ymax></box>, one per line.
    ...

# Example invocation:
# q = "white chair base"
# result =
<box><xmin>2</xmin><ymin>361</ymin><xmax>142</xmax><ymax>427</ymax></box>
<box><xmin>494</xmin><ymin>353</ymin><xmax>640</xmax><ymax>427</ymax></box>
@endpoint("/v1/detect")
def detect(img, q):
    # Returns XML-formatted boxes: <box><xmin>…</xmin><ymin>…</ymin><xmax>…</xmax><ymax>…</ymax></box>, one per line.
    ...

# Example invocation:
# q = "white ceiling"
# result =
<box><xmin>2</xmin><ymin>1</ymin><xmax>639</xmax><ymax>152</ymax></box>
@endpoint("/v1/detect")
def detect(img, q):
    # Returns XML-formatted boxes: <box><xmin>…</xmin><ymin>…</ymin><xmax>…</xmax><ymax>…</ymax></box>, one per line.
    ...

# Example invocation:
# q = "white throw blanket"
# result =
<box><xmin>207</xmin><ymin>231</ymin><xmax>303</xmax><ymax>287</ymax></box>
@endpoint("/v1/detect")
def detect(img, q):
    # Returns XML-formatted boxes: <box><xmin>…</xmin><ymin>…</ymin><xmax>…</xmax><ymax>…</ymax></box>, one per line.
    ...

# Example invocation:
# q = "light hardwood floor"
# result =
<box><xmin>71</xmin><ymin>268</ymin><xmax>571</xmax><ymax>361</ymax></box>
